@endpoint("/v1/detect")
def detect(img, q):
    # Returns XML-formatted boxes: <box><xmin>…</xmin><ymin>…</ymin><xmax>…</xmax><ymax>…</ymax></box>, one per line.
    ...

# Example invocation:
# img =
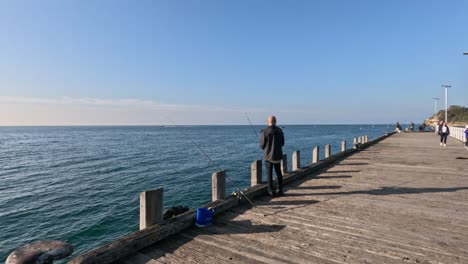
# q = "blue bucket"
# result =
<box><xmin>196</xmin><ymin>207</ymin><xmax>215</xmax><ymax>227</ymax></box>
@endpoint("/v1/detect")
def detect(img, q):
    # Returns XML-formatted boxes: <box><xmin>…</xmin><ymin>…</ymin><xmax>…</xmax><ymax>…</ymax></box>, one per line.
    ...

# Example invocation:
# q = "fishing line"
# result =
<box><xmin>165</xmin><ymin>118</ymin><xmax>267</xmax><ymax>217</ymax></box>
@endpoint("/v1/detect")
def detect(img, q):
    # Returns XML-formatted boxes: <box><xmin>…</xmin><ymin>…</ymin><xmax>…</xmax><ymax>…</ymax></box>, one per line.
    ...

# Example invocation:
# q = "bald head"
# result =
<box><xmin>268</xmin><ymin>115</ymin><xmax>277</xmax><ymax>126</ymax></box>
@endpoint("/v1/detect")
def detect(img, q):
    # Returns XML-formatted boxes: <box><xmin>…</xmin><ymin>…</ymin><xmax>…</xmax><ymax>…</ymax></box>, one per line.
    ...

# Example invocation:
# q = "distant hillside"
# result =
<box><xmin>426</xmin><ymin>105</ymin><xmax>468</xmax><ymax>125</ymax></box>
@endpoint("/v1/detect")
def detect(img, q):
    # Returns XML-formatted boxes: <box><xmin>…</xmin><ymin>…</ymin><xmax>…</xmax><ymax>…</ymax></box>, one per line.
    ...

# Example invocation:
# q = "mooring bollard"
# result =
<box><xmin>212</xmin><ymin>170</ymin><xmax>226</xmax><ymax>202</ymax></box>
<box><xmin>251</xmin><ymin>160</ymin><xmax>262</xmax><ymax>186</ymax></box>
<box><xmin>281</xmin><ymin>154</ymin><xmax>288</xmax><ymax>174</ymax></box>
<box><xmin>312</xmin><ymin>146</ymin><xmax>319</xmax><ymax>164</ymax></box>
<box><xmin>6</xmin><ymin>240</ymin><xmax>73</xmax><ymax>264</ymax></box>
<box><xmin>140</xmin><ymin>188</ymin><xmax>164</xmax><ymax>230</ymax></box>
<box><xmin>341</xmin><ymin>140</ymin><xmax>346</xmax><ymax>152</ymax></box>
<box><xmin>292</xmin><ymin>150</ymin><xmax>300</xmax><ymax>171</ymax></box>
<box><xmin>325</xmin><ymin>144</ymin><xmax>331</xmax><ymax>158</ymax></box>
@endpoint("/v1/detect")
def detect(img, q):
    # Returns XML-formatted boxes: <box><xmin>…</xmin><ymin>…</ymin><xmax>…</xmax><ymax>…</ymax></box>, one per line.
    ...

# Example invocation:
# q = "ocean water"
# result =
<box><xmin>0</xmin><ymin>125</ymin><xmax>394</xmax><ymax>262</ymax></box>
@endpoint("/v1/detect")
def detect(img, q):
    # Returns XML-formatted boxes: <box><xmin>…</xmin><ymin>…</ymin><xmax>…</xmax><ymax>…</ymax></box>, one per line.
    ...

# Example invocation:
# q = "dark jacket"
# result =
<box><xmin>260</xmin><ymin>125</ymin><xmax>284</xmax><ymax>161</ymax></box>
<box><xmin>439</xmin><ymin>125</ymin><xmax>450</xmax><ymax>135</ymax></box>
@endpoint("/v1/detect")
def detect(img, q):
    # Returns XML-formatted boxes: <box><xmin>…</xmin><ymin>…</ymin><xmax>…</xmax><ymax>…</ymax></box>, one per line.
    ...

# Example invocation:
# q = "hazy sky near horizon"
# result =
<box><xmin>1</xmin><ymin>0</ymin><xmax>468</xmax><ymax>125</ymax></box>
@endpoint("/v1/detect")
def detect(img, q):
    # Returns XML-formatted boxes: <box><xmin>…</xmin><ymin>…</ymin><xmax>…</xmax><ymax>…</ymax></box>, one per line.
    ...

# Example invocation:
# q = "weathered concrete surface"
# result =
<box><xmin>120</xmin><ymin>133</ymin><xmax>468</xmax><ymax>264</ymax></box>
<box><xmin>6</xmin><ymin>240</ymin><xmax>73</xmax><ymax>264</ymax></box>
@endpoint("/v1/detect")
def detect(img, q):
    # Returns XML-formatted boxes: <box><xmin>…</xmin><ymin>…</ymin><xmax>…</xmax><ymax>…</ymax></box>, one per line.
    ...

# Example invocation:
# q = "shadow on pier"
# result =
<box><xmin>283</xmin><ymin>186</ymin><xmax>468</xmax><ymax>197</ymax></box>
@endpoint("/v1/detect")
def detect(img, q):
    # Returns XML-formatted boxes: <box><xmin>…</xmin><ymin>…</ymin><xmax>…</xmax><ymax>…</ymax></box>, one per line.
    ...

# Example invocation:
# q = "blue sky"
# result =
<box><xmin>1</xmin><ymin>0</ymin><xmax>467</xmax><ymax>125</ymax></box>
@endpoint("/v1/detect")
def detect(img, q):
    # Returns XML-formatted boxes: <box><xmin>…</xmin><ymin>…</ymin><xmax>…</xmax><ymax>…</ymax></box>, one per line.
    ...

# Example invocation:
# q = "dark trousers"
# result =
<box><xmin>265</xmin><ymin>161</ymin><xmax>283</xmax><ymax>194</ymax></box>
<box><xmin>440</xmin><ymin>133</ymin><xmax>448</xmax><ymax>144</ymax></box>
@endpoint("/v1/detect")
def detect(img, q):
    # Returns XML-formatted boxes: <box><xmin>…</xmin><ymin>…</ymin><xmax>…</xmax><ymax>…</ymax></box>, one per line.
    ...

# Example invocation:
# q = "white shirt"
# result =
<box><xmin>442</xmin><ymin>126</ymin><xmax>448</xmax><ymax>133</ymax></box>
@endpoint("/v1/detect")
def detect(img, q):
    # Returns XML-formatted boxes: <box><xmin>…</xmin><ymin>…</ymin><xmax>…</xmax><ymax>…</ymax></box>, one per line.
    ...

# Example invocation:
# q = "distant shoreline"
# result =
<box><xmin>0</xmin><ymin>124</ymin><xmax>399</xmax><ymax>128</ymax></box>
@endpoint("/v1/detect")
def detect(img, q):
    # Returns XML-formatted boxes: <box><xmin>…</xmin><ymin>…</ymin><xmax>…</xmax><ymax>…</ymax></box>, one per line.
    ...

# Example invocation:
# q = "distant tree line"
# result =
<box><xmin>433</xmin><ymin>105</ymin><xmax>468</xmax><ymax>122</ymax></box>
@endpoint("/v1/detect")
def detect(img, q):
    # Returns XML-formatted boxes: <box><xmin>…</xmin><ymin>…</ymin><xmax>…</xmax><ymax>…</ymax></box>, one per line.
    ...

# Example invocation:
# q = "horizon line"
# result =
<box><xmin>0</xmin><ymin>123</ymin><xmax>402</xmax><ymax>127</ymax></box>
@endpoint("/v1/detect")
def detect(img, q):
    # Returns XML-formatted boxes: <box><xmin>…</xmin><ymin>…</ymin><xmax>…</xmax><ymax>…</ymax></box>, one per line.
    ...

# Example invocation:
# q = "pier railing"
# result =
<box><xmin>449</xmin><ymin>126</ymin><xmax>466</xmax><ymax>143</ymax></box>
<box><xmin>7</xmin><ymin>132</ymin><xmax>393</xmax><ymax>264</ymax></box>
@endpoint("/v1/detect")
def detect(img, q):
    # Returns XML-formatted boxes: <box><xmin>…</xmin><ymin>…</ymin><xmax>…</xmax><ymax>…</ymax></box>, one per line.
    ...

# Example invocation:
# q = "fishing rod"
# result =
<box><xmin>244</xmin><ymin>113</ymin><xmax>267</xmax><ymax>166</ymax></box>
<box><xmin>245</xmin><ymin>113</ymin><xmax>259</xmax><ymax>137</ymax></box>
<box><xmin>165</xmin><ymin>118</ymin><xmax>267</xmax><ymax>217</ymax></box>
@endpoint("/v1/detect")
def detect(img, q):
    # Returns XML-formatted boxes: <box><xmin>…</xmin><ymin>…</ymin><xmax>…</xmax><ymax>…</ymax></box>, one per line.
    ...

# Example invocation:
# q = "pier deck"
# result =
<box><xmin>120</xmin><ymin>133</ymin><xmax>468</xmax><ymax>264</ymax></box>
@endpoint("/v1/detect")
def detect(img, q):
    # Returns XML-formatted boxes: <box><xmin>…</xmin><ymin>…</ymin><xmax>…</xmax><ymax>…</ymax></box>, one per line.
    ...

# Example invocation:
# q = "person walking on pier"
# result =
<box><xmin>439</xmin><ymin>121</ymin><xmax>450</xmax><ymax>147</ymax></box>
<box><xmin>437</xmin><ymin>121</ymin><xmax>443</xmax><ymax>135</ymax></box>
<box><xmin>260</xmin><ymin>115</ymin><xmax>285</xmax><ymax>197</ymax></box>
<box><xmin>464</xmin><ymin>125</ymin><xmax>468</xmax><ymax>150</ymax></box>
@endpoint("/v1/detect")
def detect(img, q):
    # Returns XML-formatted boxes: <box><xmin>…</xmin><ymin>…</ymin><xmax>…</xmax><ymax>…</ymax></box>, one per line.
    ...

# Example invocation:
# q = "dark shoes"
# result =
<box><xmin>276</xmin><ymin>190</ymin><xmax>284</xmax><ymax>197</ymax></box>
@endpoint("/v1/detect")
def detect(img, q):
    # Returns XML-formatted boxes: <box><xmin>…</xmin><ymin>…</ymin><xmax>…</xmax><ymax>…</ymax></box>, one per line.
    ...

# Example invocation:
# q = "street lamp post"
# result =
<box><xmin>432</xmin><ymin>97</ymin><xmax>440</xmax><ymax>119</ymax></box>
<box><xmin>441</xmin><ymin>85</ymin><xmax>451</xmax><ymax>122</ymax></box>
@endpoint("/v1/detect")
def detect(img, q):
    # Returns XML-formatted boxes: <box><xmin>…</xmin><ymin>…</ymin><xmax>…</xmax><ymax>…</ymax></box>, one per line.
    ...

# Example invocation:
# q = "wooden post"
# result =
<box><xmin>325</xmin><ymin>144</ymin><xmax>331</xmax><ymax>158</ymax></box>
<box><xmin>281</xmin><ymin>154</ymin><xmax>288</xmax><ymax>174</ymax></box>
<box><xmin>312</xmin><ymin>146</ymin><xmax>319</xmax><ymax>164</ymax></box>
<box><xmin>341</xmin><ymin>140</ymin><xmax>346</xmax><ymax>152</ymax></box>
<box><xmin>292</xmin><ymin>150</ymin><xmax>300</xmax><ymax>171</ymax></box>
<box><xmin>140</xmin><ymin>188</ymin><xmax>163</xmax><ymax>230</ymax></box>
<box><xmin>251</xmin><ymin>160</ymin><xmax>262</xmax><ymax>186</ymax></box>
<box><xmin>358</xmin><ymin>136</ymin><xmax>362</xmax><ymax>144</ymax></box>
<box><xmin>212</xmin><ymin>170</ymin><xmax>226</xmax><ymax>202</ymax></box>
<box><xmin>365</xmin><ymin>135</ymin><xmax>368</xmax><ymax>143</ymax></box>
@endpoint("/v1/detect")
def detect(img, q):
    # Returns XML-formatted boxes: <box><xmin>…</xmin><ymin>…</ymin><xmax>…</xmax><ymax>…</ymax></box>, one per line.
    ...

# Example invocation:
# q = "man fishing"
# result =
<box><xmin>260</xmin><ymin>115</ymin><xmax>285</xmax><ymax>197</ymax></box>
